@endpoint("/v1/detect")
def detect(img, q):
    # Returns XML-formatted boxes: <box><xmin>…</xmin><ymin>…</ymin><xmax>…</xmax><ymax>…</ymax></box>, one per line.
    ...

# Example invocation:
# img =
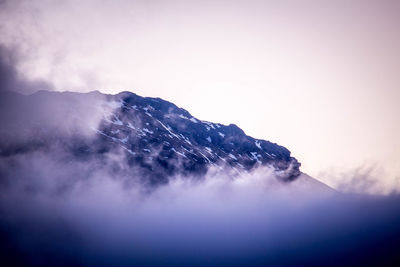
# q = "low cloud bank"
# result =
<box><xmin>1</xmin><ymin>147</ymin><xmax>400</xmax><ymax>266</ymax></box>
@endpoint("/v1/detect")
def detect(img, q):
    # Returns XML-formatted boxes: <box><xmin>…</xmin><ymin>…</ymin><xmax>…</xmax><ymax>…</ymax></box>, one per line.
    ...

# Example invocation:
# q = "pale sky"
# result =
<box><xmin>1</xmin><ymin>0</ymin><xmax>399</xmax><ymax>191</ymax></box>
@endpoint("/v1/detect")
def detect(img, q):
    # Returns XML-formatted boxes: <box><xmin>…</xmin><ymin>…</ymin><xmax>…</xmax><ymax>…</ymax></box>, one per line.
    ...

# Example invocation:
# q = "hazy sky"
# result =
<box><xmin>0</xmin><ymin>0</ymin><xmax>399</xmax><ymax>189</ymax></box>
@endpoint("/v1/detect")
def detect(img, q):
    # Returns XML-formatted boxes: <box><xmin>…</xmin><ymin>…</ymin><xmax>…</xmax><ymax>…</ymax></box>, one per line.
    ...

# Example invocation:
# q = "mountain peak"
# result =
<box><xmin>0</xmin><ymin>90</ymin><xmax>301</xmax><ymax>186</ymax></box>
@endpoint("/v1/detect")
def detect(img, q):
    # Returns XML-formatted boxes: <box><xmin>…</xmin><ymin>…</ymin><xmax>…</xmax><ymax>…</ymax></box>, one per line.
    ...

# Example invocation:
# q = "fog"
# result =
<box><xmin>1</xmin><ymin>143</ymin><xmax>400</xmax><ymax>266</ymax></box>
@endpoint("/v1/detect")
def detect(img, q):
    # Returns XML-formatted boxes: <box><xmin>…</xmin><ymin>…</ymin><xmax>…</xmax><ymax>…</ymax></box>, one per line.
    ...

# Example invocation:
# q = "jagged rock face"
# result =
<box><xmin>0</xmin><ymin>90</ymin><xmax>300</xmax><ymax>186</ymax></box>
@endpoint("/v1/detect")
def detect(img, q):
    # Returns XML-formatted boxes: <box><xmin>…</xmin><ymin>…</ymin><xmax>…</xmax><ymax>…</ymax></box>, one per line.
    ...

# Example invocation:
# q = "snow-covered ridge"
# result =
<box><xmin>0</xmin><ymin>90</ymin><xmax>301</xmax><ymax>185</ymax></box>
<box><xmin>95</xmin><ymin>91</ymin><xmax>301</xmax><ymax>182</ymax></box>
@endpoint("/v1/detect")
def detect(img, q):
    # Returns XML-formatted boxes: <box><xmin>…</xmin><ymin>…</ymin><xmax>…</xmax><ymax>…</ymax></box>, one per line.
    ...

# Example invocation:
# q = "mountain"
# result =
<box><xmin>0</xmin><ymin>90</ymin><xmax>303</xmax><ymax>186</ymax></box>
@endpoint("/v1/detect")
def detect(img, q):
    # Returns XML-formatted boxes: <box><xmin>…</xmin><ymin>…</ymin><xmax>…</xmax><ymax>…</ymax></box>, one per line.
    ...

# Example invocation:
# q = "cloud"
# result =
<box><xmin>319</xmin><ymin>164</ymin><xmax>400</xmax><ymax>195</ymax></box>
<box><xmin>1</xmin><ymin>139</ymin><xmax>400</xmax><ymax>266</ymax></box>
<box><xmin>0</xmin><ymin>44</ymin><xmax>52</xmax><ymax>93</ymax></box>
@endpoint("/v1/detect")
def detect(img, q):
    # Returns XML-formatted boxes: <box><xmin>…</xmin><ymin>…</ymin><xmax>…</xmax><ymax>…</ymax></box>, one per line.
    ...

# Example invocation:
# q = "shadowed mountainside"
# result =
<box><xmin>0</xmin><ymin>90</ymin><xmax>301</xmax><ymax>186</ymax></box>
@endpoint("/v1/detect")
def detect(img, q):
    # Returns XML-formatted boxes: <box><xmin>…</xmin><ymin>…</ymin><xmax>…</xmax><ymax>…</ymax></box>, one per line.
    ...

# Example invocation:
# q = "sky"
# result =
<box><xmin>0</xmin><ymin>0</ymin><xmax>399</xmax><ymax>191</ymax></box>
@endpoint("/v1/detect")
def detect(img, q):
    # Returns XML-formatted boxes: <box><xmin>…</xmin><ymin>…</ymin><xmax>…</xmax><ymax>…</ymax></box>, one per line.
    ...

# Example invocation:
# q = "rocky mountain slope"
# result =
<box><xmin>0</xmin><ymin>90</ymin><xmax>301</xmax><ymax>186</ymax></box>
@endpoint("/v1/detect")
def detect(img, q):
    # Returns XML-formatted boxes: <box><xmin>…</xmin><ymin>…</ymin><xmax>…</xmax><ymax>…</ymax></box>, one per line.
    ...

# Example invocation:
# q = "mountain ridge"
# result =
<box><xmin>0</xmin><ymin>90</ymin><xmax>301</xmax><ymax>186</ymax></box>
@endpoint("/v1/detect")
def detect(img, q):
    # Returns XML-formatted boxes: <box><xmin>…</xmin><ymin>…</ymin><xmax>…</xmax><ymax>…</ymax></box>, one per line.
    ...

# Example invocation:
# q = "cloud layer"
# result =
<box><xmin>0</xmin><ymin>136</ymin><xmax>400</xmax><ymax>266</ymax></box>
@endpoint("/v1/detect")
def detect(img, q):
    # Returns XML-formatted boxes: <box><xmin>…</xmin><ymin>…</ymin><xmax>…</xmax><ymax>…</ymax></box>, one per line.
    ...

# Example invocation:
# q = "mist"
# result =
<box><xmin>1</xmin><ymin>141</ymin><xmax>400</xmax><ymax>266</ymax></box>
